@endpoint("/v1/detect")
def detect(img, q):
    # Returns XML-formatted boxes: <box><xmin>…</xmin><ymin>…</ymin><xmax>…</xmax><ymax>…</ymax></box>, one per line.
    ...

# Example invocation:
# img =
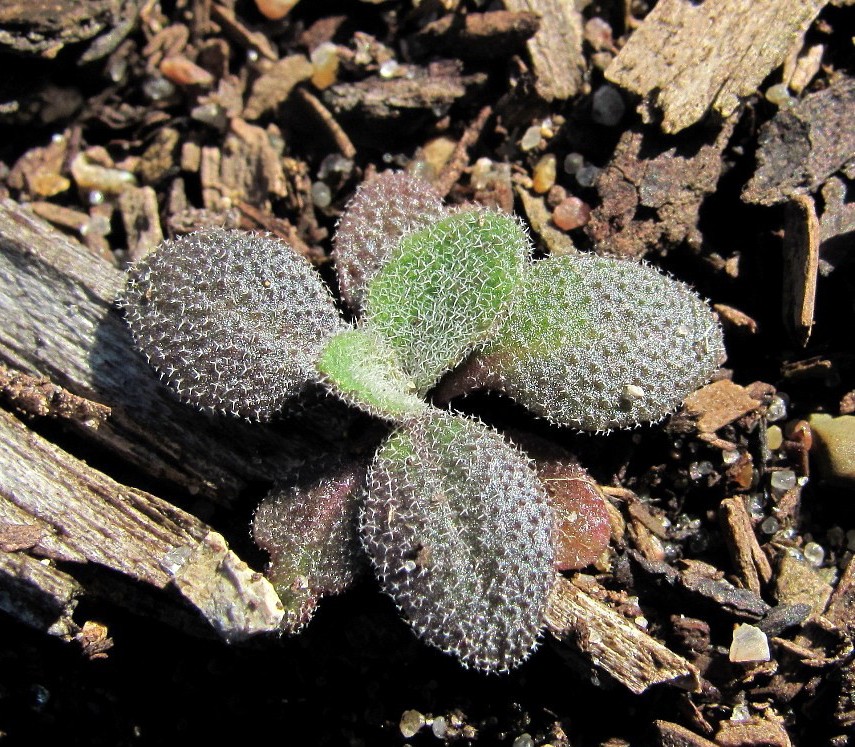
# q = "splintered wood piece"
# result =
<box><xmin>0</xmin><ymin>200</ymin><xmax>341</xmax><ymax>504</ymax></box>
<box><xmin>783</xmin><ymin>194</ymin><xmax>820</xmax><ymax>347</ymax></box>
<box><xmin>682</xmin><ymin>380</ymin><xmax>763</xmax><ymax>434</ymax></box>
<box><xmin>118</xmin><ymin>185</ymin><xmax>164</xmax><ymax>261</ymax></box>
<box><xmin>743</xmin><ymin>78</ymin><xmax>855</xmax><ymax>205</ymax></box>
<box><xmin>544</xmin><ymin>576</ymin><xmax>700</xmax><ymax>694</ymax></box>
<box><xmin>719</xmin><ymin>496</ymin><xmax>773</xmax><ymax>593</ymax></box>
<box><xmin>503</xmin><ymin>0</ymin><xmax>584</xmax><ymax>101</ymax></box>
<box><xmin>605</xmin><ymin>0</ymin><xmax>826</xmax><ymax>133</ymax></box>
<box><xmin>167</xmin><ymin>530</ymin><xmax>285</xmax><ymax>641</ymax></box>
<box><xmin>244</xmin><ymin>54</ymin><xmax>313</xmax><ymax>120</ymax></box>
<box><xmin>0</xmin><ymin>407</ymin><xmax>283</xmax><ymax>640</ymax></box>
<box><xmin>0</xmin><ymin>548</ymin><xmax>80</xmax><ymax>638</ymax></box>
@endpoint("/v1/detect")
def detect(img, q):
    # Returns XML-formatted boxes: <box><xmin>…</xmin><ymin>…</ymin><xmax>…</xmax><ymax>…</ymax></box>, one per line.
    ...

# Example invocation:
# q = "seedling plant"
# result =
<box><xmin>120</xmin><ymin>171</ymin><xmax>724</xmax><ymax>673</ymax></box>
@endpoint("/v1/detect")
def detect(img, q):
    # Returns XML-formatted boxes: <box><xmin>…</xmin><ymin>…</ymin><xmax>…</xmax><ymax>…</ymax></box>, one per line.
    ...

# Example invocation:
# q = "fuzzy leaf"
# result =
<box><xmin>365</xmin><ymin>209</ymin><xmax>530</xmax><ymax>395</ymax></box>
<box><xmin>467</xmin><ymin>254</ymin><xmax>724</xmax><ymax>430</ymax></box>
<box><xmin>316</xmin><ymin>328</ymin><xmax>427</xmax><ymax>420</ymax></box>
<box><xmin>333</xmin><ymin>171</ymin><xmax>448</xmax><ymax>313</ymax></box>
<box><xmin>120</xmin><ymin>228</ymin><xmax>342</xmax><ymax>420</ymax></box>
<box><xmin>361</xmin><ymin>411</ymin><xmax>555</xmax><ymax>672</ymax></box>
<box><xmin>252</xmin><ymin>462</ymin><xmax>365</xmax><ymax>632</ymax></box>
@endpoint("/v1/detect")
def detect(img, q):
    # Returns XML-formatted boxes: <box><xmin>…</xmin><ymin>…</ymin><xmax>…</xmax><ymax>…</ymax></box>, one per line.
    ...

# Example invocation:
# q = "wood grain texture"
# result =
<box><xmin>606</xmin><ymin>0</ymin><xmax>826</xmax><ymax>133</ymax></box>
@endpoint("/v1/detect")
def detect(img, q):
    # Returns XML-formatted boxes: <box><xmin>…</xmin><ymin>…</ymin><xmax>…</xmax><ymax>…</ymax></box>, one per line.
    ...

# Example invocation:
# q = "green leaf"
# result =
<box><xmin>364</xmin><ymin>209</ymin><xmax>530</xmax><ymax>395</ymax></box>
<box><xmin>361</xmin><ymin>411</ymin><xmax>554</xmax><ymax>672</ymax></box>
<box><xmin>317</xmin><ymin>328</ymin><xmax>427</xmax><ymax>420</ymax></box>
<box><xmin>473</xmin><ymin>254</ymin><xmax>725</xmax><ymax>430</ymax></box>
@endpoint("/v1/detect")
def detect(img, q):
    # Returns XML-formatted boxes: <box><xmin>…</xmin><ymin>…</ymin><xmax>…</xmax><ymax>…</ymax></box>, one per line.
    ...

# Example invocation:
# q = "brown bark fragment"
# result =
<box><xmin>503</xmin><ymin>0</ymin><xmax>584</xmax><ymax>101</ymax></box>
<box><xmin>606</xmin><ymin>0</ymin><xmax>826</xmax><ymax>133</ymax></box>
<box><xmin>544</xmin><ymin>575</ymin><xmax>700</xmax><ymax>694</ymax></box>
<box><xmin>118</xmin><ymin>186</ymin><xmax>164</xmax><ymax>261</ymax></box>
<box><xmin>782</xmin><ymin>194</ymin><xmax>819</xmax><ymax>347</ymax></box>
<box><xmin>743</xmin><ymin>77</ymin><xmax>855</xmax><ymax>205</ymax></box>
<box><xmin>630</xmin><ymin>551</ymin><xmax>771</xmax><ymax>620</ymax></box>
<box><xmin>293</xmin><ymin>87</ymin><xmax>357</xmax><ymax>160</ymax></box>
<box><xmin>411</xmin><ymin>10</ymin><xmax>539</xmax><ymax>60</ymax></box>
<box><xmin>653</xmin><ymin>720</ymin><xmax>717</xmax><ymax>747</ymax></box>
<box><xmin>714</xmin><ymin>718</ymin><xmax>793</xmax><ymax>747</ymax></box>
<box><xmin>323</xmin><ymin>65</ymin><xmax>486</xmax><ymax>121</ymax></box>
<box><xmin>244</xmin><ymin>54</ymin><xmax>313</xmax><ymax>121</ymax></box>
<box><xmin>210</xmin><ymin>3</ymin><xmax>277</xmax><ymax>61</ymax></box>
<box><xmin>0</xmin><ymin>549</ymin><xmax>80</xmax><ymax>638</ymax></box>
<box><xmin>585</xmin><ymin>122</ymin><xmax>734</xmax><ymax>258</ymax></box>
<box><xmin>713</xmin><ymin>303</ymin><xmax>759</xmax><ymax>334</ymax></box>
<box><xmin>719</xmin><ymin>497</ymin><xmax>773</xmax><ymax>593</ymax></box>
<box><xmin>682</xmin><ymin>380</ymin><xmax>763</xmax><ymax>434</ymax></box>
<box><xmin>0</xmin><ymin>363</ymin><xmax>110</xmax><ymax>425</ymax></box>
<box><xmin>0</xmin><ymin>0</ymin><xmax>127</xmax><ymax>57</ymax></box>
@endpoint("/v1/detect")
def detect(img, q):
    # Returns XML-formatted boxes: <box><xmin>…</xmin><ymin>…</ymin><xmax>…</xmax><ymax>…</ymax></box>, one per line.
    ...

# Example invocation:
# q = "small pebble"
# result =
<box><xmin>513</xmin><ymin>734</ymin><xmax>535</xmax><ymax>747</ymax></box>
<box><xmin>770</xmin><ymin>469</ymin><xmax>797</xmax><ymax>492</ymax></box>
<box><xmin>431</xmin><ymin>716</ymin><xmax>447</xmax><ymax>739</ymax></box>
<box><xmin>255</xmin><ymin>0</ymin><xmax>299</xmax><ymax>20</ymax></box>
<box><xmin>766</xmin><ymin>425</ymin><xmax>783</xmax><ymax>450</ymax></box>
<box><xmin>520</xmin><ymin>125</ymin><xmax>542</xmax><ymax>151</ymax></box>
<box><xmin>70</xmin><ymin>153</ymin><xmax>137</xmax><ymax>194</ymax></box>
<box><xmin>729</xmin><ymin>623</ymin><xmax>770</xmax><ymax>663</ymax></box>
<box><xmin>766</xmin><ymin>394</ymin><xmax>788</xmax><ymax>422</ymax></box>
<box><xmin>803</xmin><ymin>541</ymin><xmax>825</xmax><ymax>567</ymax></box>
<box><xmin>379</xmin><ymin>59</ymin><xmax>401</xmax><ymax>78</ymax></box>
<box><xmin>575</xmin><ymin>164</ymin><xmax>601</xmax><ymax>188</ymax></box>
<box><xmin>552</xmin><ymin>196</ymin><xmax>591</xmax><ymax>230</ymax></box>
<box><xmin>765</xmin><ymin>83</ymin><xmax>795</xmax><ymax>108</ymax></box>
<box><xmin>761</xmin><ymin>515</ymin><xmax>780</xmax><ymax>535</ymax></box>
<box><xmin>142</xmin><ymin>75</ymin><xmax>176</xmax><ymax>101</ymax></box>
<box><xmin>563</xmin><ymin>152</ymin><xmax>584</xmax><ymax>176</ymax></box>
<box><xmin>730</xmin><ymin>704</ymin><xmax>752</xmax><ymax>722</ymax></box>
<box><xmin>311</xmin><ymin>42</ymin><xmax>339</xmax><ymax>90</ymax></box>
<box><xmin>160</xmin><ymin>56</ymin><xmax>214</xmax><ymax>87</ymax></box>
<box><xmin>532</xmin><ymin>153</ymin><xmax>557</xmax><ymax>194</ymax></box>
<box><xmin>311</xmin><ymin>181</ymin><xmax>332</xmax><ymax>208</ymax></box>
<box><xmin>722</xmin><ymin>449</ymin><xmax>741</xmax><ymax>465</ymax></box>
<box><xmin>807</xmin><ymin>413</ymin><xmax>855</xmax><ymax>488</ymax></box>
<box><xmin>591</xmin><ymin>85</ymin><xmax>625</xmax><ymax>126</ymax></box>
<box><xmin>399</xmin><ymin>710</ymin><xmax>426</xmax><ymax>739</ymax></box>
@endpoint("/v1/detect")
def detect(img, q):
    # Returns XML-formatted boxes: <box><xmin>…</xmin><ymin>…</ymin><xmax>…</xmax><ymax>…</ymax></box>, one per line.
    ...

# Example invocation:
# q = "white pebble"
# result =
<box><xmin>729</xmin><ymin>623</ymin><xmax>770</xmax><ymax>663</ymax></box>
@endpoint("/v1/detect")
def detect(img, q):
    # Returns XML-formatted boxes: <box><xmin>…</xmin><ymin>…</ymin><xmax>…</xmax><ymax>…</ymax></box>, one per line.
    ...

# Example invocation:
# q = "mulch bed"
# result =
<box><xmin>0</xmin><ymin>0</ymin><xmax>853</xmax><ymax>744</ymax></box>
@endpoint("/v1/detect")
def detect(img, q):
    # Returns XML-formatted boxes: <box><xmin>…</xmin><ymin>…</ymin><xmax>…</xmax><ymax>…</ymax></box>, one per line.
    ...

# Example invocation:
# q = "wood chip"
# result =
<box><xmin>0</xmin><ymin>200</ymin><xmax>344</xmax><ymax>504</ymax></box>
<box><xmin>654</xmin><ymin>720</ymin><xmax>717</xmax><ymax>747</ymax></box>
<box><xmin>210</xmin><ymin>3</ymin><xmax>277</xmax><ymax>61</ymax></box>
<box><xmin>545</xmin><ymin>575</ymin><xmax>700</xmax><ymax>694</ymax></box>
<box><xmin>435</xmin><ymin>105</ymin><xmax>492</xmax><ymax>197</ymax></box>
<box><xmin>411</xmin><ymin>10</ymin><xmax>539</xmax><ymax>60</ymax></box>
<box><xmin>0</xmin><ymin>363</ymin><xmax>110</xmax><ymax>425</ymax></box>
<box><xmin>606</xmin><ymin>0</ymin><xmax>826</xmax><ymax>133</ymax></box>
<box><xmin>167</xmin><ymin>530</ymin><xmax>284</xmax><ymax>641</ymax></box>
<box><xmin>503</xmin><ymin>0</ymin><xmax>584</xmax><ymax>101</ymax></box>
<box><xmin>515</xmin><ymin>187</ymin><xmax>577</xmax><ymax>256</ymax></box>
<box><xmin>244</xmin><ymin>54</ymin><xmax>313</xmax><ymax>120</ymax></box>
<box><xmin>118</xmin><ymin>185</ymin><xmax>164</xmax><ymax>261</ymax></box>
<box><xmin>719</xmin><ymin>496</ymin><xmax>773</xmax><ymax>593</ymax></box>
<box><xmin>630</xmin><ymin>551</ymin><xmax>771</xmax><ymax>620</ymax></box>
<box><xmin>323</xmin><ymin>65</ymin><xmax>486</xmax><ymax>121</ymax></box>
<box><xmin>0</xmin><ymin>549</ymin><xmax>80</xmax><ymax>638</ymax></box>
<box><xmin>713</xmin><ymin>303</ymin><xmax>759</xmax><ymax>334</ymax></box>
<box><xmin>0</xmin><ymin>520</ymin><xmax>46</xmax><ymax>552</ymax></box>
<box><xmin>585</xmin><ymin>122</ymin><xmax>734</xmax><ymax>258</ymax></box>
<box><xmin>682</xmin><ymin>380</ymin><xmax>763</xmax><ymax>434</ymax></box>
<box><xmin>293</xmin><ymin>87</ymin><xmax>357</xmax><ymax>160</ymax></box>
<box><xmin>782</xmin><ymin>194</ymin><xmax>819</xmax><ymax>346</ymax></box>
<box><xmin>743</xmin><ymin>77</ymin><xmax>855</xmax><ymax>205</ymax></box>
<box><xmin>774</xmin><ymin>553</ymin><xmax>833</xmax><ymax>615</ymax></box>
<box><xmin>0</xmin><ymin>407</ymin><xmax>283</xmax><ymax>640</ymax></box>
<box><xmin>715</xmin><ymin>718</ymin><xmax>793</xmax><ymax>747</ymax></box>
